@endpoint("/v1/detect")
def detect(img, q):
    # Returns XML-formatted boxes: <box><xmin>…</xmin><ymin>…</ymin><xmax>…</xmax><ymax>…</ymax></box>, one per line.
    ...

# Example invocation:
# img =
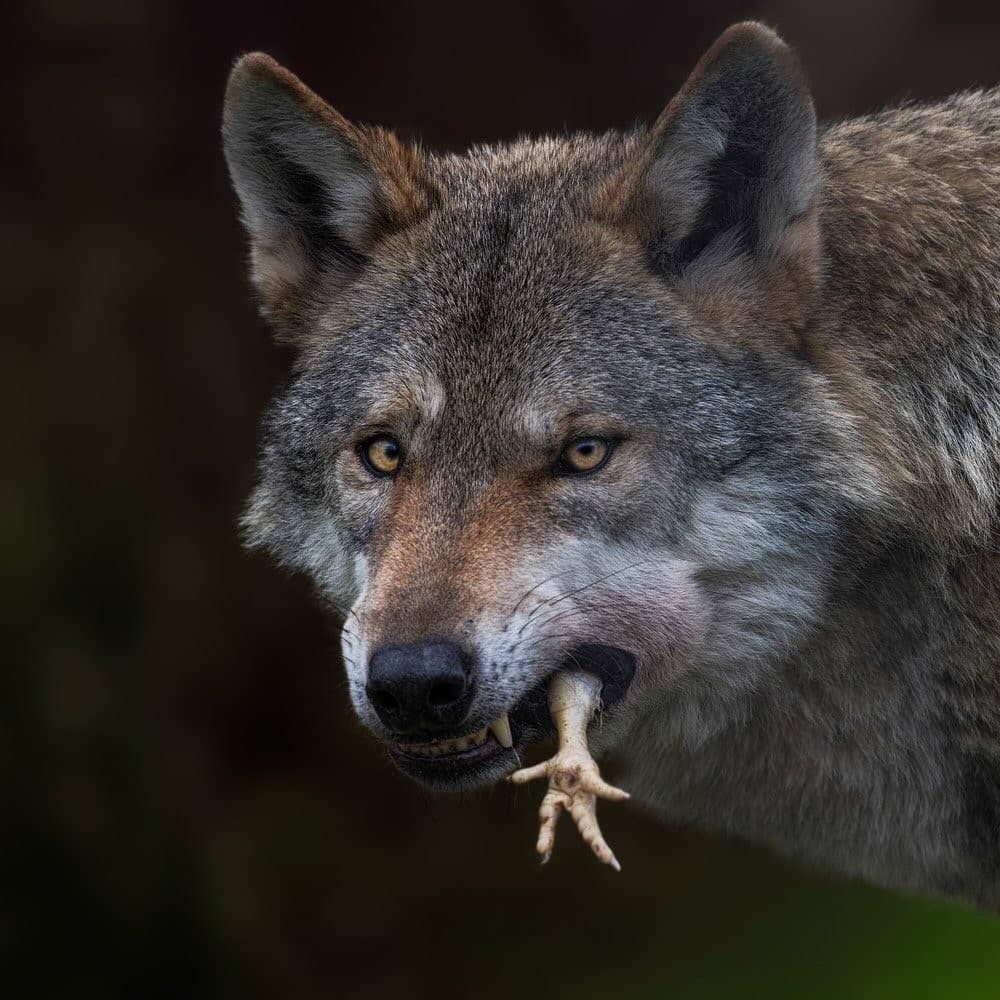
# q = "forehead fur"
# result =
<box><xmin>427</xmin><ymin>133</ymin><xmax>643</xmax><ymax>202</ymax></box>
<box><xmin>301</xmin><ymin>132</ymin><xmax>690</xmax><ymax>404</ymax></box>
<box><xmin>329</xmin><ymin>130</ymin><xmax>656</xmax><ymax>325</ymax></box>
<box><xmin>284</xmin><ymin>132</ymin><xmax>791</xmax><ymax>466</ymax></box>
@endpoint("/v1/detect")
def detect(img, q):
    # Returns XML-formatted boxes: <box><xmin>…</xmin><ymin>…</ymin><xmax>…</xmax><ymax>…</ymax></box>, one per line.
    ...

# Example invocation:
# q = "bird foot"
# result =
<box><xmin>509</xmin><ymin>672</ymin><xmax>629</xmax><ymax>871</ymax></box>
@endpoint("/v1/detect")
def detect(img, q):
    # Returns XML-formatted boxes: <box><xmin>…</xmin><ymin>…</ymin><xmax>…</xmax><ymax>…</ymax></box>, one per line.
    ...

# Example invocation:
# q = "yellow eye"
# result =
<box><xmin>558</xmin><ymin>437</ymin><xmax>613</xmax><ymax>474</ymax></box>
<box><xmin>361</xmin><ymin>434</ymin><xmax>402</xmax><ymax>476</ymax></box>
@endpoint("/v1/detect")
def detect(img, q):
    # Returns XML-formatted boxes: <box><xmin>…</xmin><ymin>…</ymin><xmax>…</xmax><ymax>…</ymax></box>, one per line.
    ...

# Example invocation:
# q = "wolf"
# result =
<box><xmin>222</xmin><ymin>22</ymin><xmax>1000</xmax><ymax>908</ymax></box>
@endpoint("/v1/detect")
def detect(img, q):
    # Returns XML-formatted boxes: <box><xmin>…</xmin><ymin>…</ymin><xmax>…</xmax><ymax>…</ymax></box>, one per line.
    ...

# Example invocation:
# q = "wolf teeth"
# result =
<box><xmin>489</xmin><ymin>714</ymin><xmax>513</xmax><ymax>748</ymax></box>
<box><xmin>398</xmin><ymin>717</ymin><xmax>515</xmax><ymax>757</ymax></box>
<box><xmin>400</xmin><ymin>726</ymin><xmax>489</xmax><ymax>756</ymax></box>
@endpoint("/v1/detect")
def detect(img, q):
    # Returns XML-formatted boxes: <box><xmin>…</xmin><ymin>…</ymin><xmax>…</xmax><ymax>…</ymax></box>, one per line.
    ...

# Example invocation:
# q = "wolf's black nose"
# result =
<box><xmin>366</xmin><ymin>640</ymin><xmax>473</xmax><ymax>734</ymax></box>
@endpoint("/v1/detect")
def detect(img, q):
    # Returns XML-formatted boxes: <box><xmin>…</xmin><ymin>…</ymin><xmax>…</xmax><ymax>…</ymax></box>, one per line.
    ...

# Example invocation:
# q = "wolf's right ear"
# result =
<box><xmin>223</xmin><ymin>54</ymin><xmax>433</xmax><ymax>340</ymax></box>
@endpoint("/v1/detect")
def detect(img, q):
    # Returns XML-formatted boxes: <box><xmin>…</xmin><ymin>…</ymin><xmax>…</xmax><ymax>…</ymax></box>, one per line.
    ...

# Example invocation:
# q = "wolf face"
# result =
<box><xmin>224</xmin><ymin>24</ymin><xmax>883</xmax><ymax>791</ymax></box>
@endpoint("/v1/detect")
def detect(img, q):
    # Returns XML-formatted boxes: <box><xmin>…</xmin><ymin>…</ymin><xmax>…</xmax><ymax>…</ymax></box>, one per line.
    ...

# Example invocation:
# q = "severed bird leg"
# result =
<box><xmin>509</xmin><ymin>671</ymin><xmax>629</xmax><ymax>871</ymax></box>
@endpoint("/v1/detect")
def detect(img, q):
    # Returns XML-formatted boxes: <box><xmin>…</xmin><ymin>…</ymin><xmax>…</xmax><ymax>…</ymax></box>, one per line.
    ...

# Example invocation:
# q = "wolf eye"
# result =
<box><xmin>557</xmin><ymin>437</ymin><xmax>613</xmax><ymax>475</ymax></box>
<box><xmin>360</xmin><ymin>434</ymin><xmax>402</xmax><ymax>477</ymax></box>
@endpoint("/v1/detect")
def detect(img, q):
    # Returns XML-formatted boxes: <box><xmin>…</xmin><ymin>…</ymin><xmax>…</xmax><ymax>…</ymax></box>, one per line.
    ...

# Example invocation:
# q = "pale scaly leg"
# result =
<box><xmin>509</xmin><ymin>671</ymin><xmax>629</xmax><ymax>871</ymax></box>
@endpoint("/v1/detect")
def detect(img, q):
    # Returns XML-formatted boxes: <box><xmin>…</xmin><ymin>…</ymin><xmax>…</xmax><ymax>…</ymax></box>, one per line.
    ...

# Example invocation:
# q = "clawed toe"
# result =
<box><xmin>510</xmin><ymin>751</ymin><xmax>626</xmax><ymax>870</ymax></box>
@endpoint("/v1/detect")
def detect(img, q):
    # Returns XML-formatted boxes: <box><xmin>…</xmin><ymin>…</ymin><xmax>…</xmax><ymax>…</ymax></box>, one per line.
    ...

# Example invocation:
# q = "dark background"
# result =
<box><xmin>8</xmin><ymin>1</ymin><xmax>1000</xmax><ymax>997</ymax></box>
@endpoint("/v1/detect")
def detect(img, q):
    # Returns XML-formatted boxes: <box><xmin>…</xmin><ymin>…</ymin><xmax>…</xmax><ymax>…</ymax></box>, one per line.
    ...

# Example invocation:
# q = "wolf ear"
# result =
<box><xmin>601</xmin><ymin>23</ymin><xmax>819</xmax><ymax>317</ymax></box>
<box><xmin>222</xmin><ymin>53</ymin><xmax>433</xmax><ymax>339</ymax></box>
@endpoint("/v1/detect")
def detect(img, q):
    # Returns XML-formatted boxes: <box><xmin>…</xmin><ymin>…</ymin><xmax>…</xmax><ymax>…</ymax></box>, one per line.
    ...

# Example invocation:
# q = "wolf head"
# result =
<box><xmin>223</xmin><ymin>23</ymin><xmax>883</xmax><ymax>790</ymax></box>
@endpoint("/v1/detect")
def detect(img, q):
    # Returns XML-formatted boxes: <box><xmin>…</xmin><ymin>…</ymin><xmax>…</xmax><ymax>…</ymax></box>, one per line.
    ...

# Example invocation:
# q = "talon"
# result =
<box><xmin>511</xmin><ymin>670</ymin><xmax>629</xmax><ymax>870</ymax></box>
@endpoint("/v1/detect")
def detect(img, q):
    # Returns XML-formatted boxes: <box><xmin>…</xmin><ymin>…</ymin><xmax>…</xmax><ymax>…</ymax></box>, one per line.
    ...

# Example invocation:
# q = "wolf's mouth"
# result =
<box><xmin>397</xmin><ymin>716</ymin><xmax>512</xmax><ymax>757</ymax></box>
<box><xmin>387</xmin><ymin>644</ymin><xmax>636</xmax><ymax>791</ymax></box>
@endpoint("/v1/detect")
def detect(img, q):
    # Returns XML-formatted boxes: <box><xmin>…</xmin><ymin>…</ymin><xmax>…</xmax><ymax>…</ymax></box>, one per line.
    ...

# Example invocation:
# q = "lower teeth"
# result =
<box><xmin>401</xmin><ymin>726</ymin><xmax>490</xmax><ymax>756</ymax></box>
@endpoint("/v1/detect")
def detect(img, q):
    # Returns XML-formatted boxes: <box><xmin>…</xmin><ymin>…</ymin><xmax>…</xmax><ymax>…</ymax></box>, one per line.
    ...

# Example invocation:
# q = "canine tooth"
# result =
<box><xmin>490</xmin><ymin>714</ymin><xmax>513</xmax><ymax>749</ymax></box>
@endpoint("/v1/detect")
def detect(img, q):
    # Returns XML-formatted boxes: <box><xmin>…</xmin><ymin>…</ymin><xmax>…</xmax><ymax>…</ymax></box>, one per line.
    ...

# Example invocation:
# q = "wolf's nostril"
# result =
<box><xmin>366</xmin><ymin>639</ymin><xmax>473</xmax><ymax>733</ymax></box>
<box><xmin>428</xmin><ymin>679</ymin><xmax>464</xmax><ymax>707</ymax></box>
<box><xmin>370</xmin><ymin>690</ymin><xmax>400</xmax><ymax>714</ymax></box>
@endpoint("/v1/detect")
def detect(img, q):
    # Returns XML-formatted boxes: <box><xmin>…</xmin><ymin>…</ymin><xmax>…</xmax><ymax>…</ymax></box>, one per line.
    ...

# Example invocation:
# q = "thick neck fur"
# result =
<box><xmin>619</xmin><ymin>545</ymin><xmax>995</xmax><ymax>906</ymax></box>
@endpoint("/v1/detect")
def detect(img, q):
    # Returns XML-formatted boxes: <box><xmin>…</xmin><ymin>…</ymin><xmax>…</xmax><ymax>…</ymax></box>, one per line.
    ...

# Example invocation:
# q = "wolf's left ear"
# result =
<box><xmin>600</xmin><ymin>23</ymin><xmax>820</xmax><ymax>324</ymax></box>
<box><xmin>223</xmin><ymin>53</ymin><xmax>433</xmax><ymax>340</ymax></box>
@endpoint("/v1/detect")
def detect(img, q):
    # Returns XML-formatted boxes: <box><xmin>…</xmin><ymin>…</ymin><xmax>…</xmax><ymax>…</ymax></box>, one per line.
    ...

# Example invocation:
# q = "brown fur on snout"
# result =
<box><xmin>362</xmin><ymin>472</ymin><xmax>549</xmax><ymax>649</ymax></box>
